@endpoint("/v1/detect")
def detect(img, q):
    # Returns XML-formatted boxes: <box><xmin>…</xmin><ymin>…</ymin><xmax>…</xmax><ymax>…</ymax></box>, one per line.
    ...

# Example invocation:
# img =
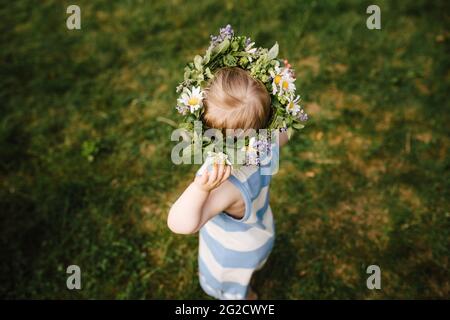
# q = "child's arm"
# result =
<box><xmin>167</xmin><ymin>164</ymin><xmax>242</xmax><ymax>235</ymax></box>
<box><xmin>279</xmin><ymin>131</ymin><xmax>289</xmax><ymax>147</ymax></box>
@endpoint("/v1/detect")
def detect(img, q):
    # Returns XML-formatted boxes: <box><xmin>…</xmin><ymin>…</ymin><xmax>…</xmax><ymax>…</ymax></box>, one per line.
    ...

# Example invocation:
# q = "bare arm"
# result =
<box><xmin>279</xmin><ymin>131</ymin><xmax>289</xmax><ymax>147</ymax></box>
<box><xmin>167</xmin><ymin>164</ymin><xmax>241</xmax><ymax>234</ymax></box>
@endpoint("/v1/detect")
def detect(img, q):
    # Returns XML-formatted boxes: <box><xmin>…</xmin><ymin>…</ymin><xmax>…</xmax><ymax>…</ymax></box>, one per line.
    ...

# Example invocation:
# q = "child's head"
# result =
<box><xmin>203</xmin><ymin>67</ymin><xmax>271</xmax><ymax>130</ymax></box>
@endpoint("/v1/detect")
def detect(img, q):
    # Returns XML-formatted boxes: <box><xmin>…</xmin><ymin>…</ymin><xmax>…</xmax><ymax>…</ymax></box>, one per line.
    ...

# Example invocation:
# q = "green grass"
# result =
<box><xmin>1</xmin><ymin>0</ymin><xmax>449</xmax><ymax>299</ymax></box>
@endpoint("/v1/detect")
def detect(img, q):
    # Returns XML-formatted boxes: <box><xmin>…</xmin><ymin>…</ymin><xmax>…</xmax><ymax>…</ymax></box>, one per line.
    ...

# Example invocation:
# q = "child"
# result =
<box><xmin>168</xmin><ymin>67</ymin><xmax>289</xmax><ymax>300</ymax></box>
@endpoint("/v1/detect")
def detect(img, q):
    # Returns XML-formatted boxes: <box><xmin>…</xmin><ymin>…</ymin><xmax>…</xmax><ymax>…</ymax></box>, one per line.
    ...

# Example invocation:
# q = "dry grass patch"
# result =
<box><xmin>296</xmin><ymin>56</ymin><xmax>320</xmax><ymax>77</ymax></box>
<box><xmin>111</xmin><ymin>67</ymin><xmax>143</xmax><ymax>92</ymax></box>
<box><xmin>328</xmin><ymin>191</ymin><xmax>390</xmax><ymax>245</ymax></box>
<box><xmin>327</xmin><ymin>63</ymin><xmax>348</xmax><ymax>76</ymax></box>
<box><xmin>332</xmin><ymin>257</ymin><xmax>359</xmax><ymax>285</ymax></box>
<box><xmin>398</xmin><ymin>184</ymin><xmax>423</xmax><ymax>211</ymax></box>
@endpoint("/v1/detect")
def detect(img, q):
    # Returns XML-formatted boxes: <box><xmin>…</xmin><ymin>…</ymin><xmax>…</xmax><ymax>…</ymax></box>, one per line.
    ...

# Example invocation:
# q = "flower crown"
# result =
<box><xmin>175</xmin><ymin>25</ymin><xmax>308</xmax><ymax>166</ymax></box>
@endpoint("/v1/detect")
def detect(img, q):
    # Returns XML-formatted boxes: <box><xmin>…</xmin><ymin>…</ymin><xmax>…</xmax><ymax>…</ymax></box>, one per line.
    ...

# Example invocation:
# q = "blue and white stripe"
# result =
<box><xmin>198</xmin><ymin>145</ymin><xmax>278</xmax><ymax>300</ymax></box>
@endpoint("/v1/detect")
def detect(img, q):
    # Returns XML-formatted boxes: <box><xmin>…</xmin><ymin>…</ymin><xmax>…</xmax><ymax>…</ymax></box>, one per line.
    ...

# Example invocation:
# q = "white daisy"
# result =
<box><xmin>206</xmin><ymin>151</ymin><xmax>232</xmax><ymax>166</ymax></box>
<box><xmin>270</xmin><ymin>66</ymin><xmax>296</xmax><ymax>96</ymax></box>
<box><xmin>245</xmin><ymin>42</ymin><xmax>257</xmax><ymax>61</ymax></box>
<box><xmin>177</xmin><ymin>86</ymin><xmax>204</xmax><ymax>113</ymax></box>
<box><xmin>286</xmin><ymin>95</ymin><xmax>301</xmax><ymax>116</ymax></box>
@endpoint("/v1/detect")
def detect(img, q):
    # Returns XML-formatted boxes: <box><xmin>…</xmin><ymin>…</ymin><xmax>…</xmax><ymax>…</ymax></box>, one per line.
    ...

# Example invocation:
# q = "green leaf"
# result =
<box><xmin>231</xmin><ymin>40</ymin><xmax>239</xmax><ymax>51</ymax></box>
<box><xmin>203</xmin><ymin>49</ymin><xmax>211</xmax><ymax>64</ymax></box>
<box><xmin>223</xmin><ymin>54</ymin><xmax>237</xmax><ymax>67</ymax></box>
<box><xmin>292</xmin><ymin>122</ymin><xmax>305</xmax><ymax>130</ymax></box>
<box><xmin>187</xmin><ymin>114</ymin><xmax>197</xmax><ymax>122</ymax></box>
<box><xmin>268</xmin><ymin>42</ymin><xmax>279</xmax><ymax>60</ymax></box>
<box><xmin>205</xmin><ymin>67</ymin><xmax>213</xmax><ymax>79</ymax></box>
<box><xmin>183</xmin><ymin>70</ymin><xmax>191</xmax><ymax>81</ymax></box>
<box><xmin>238</xmin><ymin>57</ymin><xmax>249</xmax><ymax>68</ymax></box>
<box><xmin>212</xmin><ymin>39</ymin><xmax>230</xmax><ymax>56</ymax></box>
<box><xmin>194</xmin><ymin>55</ymin><xmax>203</xmax><ymax>70</ymax></box>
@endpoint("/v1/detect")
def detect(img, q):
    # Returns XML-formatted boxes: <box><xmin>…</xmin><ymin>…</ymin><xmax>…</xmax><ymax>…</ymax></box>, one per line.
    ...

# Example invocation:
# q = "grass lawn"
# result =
<box><xmin>0</xmin><ymin>0</ymin><xmax>449</xmax><ymax>299</ymax></box>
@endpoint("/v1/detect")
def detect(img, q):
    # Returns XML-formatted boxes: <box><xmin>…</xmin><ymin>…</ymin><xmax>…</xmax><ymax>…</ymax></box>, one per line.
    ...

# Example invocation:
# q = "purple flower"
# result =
<box><xmin>245</xmin><ymin>37</ymin><xmax>252</xmax><ymax>47</ymax></box>
<box><xmin>176</xmin><ymin>105</ymin><xmax>189</xmax><ymax>115</ymax></box>
<box><xmin>256</xmin><ymin>138</ymin><xmax>271</xmax><ymax>156</ymax></box>
<box><xmin>298</xmin><ymin>111</ymin><xmax>309</xmax><ymax>122</ymax></box>
<box><xmin>210</xmin><ymin>24</ymin><xmax>234</xmax><ymax>46</ymax></box>
<box><xmin>221</xmin><ymin>24</ymin><xmax>234</xmax><ymax>37</ymax></box>
<box><xmin>243</xmin><ymin>136</ymin><xmax>273</xmax><ymax>166</ymax></box>
<box><xmin>245</xmin><ymin>152</ymin><xmax>260</xmax><ymax>166</ymax></box>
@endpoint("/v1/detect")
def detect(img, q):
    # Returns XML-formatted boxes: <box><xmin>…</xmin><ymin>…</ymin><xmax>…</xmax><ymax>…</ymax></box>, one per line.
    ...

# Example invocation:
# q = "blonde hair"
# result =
<box><xmin>203</xmin><ymin>67</ymin><xmax>271</xmax><ymax>130</ymax></box>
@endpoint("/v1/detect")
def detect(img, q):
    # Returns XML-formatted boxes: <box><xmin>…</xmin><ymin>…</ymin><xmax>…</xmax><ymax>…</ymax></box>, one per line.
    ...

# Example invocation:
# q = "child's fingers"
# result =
<box><xmin>208</xmin><ymin>164</ymin><xmax>218</xmax><ymax>185</ymax></box>
<box><xmin>220</xmin><ymin>165</ymin><xmax>231</xmax><ymax>183</ymax></box>
<box><xmin>201</xmin><ymin>170</ymin><xmax>209</xmax><ymax>183</ymax></box>
<box><xmin>218</xmin><ymin>165</ymin><xmax>230</xmax><ymax>184</ymax></box>
<box><xmin>217</xmin><ymin>164</ymin><xmax>225</xmax><ymax>182</ymax></box>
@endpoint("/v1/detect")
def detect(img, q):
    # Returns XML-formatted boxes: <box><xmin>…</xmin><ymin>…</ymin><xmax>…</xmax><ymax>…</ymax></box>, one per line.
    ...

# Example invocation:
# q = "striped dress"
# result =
<box><xmin>197</xmin><ymin>144</ymin><xmax>279</xmax><ymax>300</ymax></box>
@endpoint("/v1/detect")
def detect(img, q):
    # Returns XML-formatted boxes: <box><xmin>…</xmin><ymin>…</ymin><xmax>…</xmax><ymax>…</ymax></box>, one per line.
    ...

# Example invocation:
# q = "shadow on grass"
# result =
<box><xmin>253</xmin><ymin>233</ymin><xmax>299</xmax><ymax>299</ymax></box>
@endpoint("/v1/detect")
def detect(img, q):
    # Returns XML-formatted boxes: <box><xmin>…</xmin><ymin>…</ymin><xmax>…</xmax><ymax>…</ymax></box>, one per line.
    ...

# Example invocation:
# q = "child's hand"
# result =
<box><xmin>193</xmin><ymin>164</ymin><xmax>231</xmax><ymax>192</ymax></box>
